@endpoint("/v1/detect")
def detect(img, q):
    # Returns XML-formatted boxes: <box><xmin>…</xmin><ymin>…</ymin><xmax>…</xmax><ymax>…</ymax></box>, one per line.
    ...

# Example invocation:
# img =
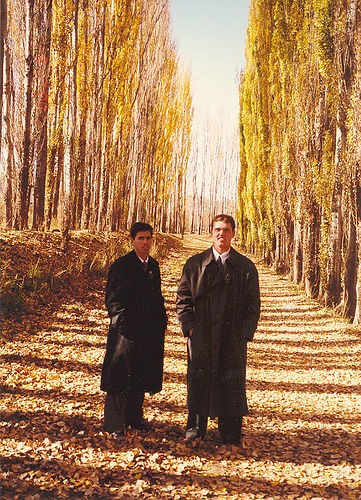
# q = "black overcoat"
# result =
<box><xmin>176</xmin><ymin>247</ymin><xmax>260</xmax><ymax>418</ymax></box>
<box><xmin>100</xmin><ymin>250</ymin><xmax>167</xmax><ymax>394</ymax></box>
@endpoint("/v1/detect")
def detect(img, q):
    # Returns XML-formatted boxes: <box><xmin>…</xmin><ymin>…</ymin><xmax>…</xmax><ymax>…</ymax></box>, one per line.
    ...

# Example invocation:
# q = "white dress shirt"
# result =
<box><xmin>136</xmin><ymin>254</ymin><xmax>149</xmax><ymax>265</ymax></box>
<box><xmin>212</xmin><ymin>247</ymin><xmax>230</xmax><ymax>265</ymax></box>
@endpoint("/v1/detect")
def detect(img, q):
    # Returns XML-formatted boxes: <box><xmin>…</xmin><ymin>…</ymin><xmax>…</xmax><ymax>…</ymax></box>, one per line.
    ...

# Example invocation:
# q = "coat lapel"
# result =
<box><xmin>195</xmin><ymin>247</ymin><xmax>241</xmax><ymax>297</ymax></box>
<box><xmin>147</xmin><ymin>255</ymin><xmax>157</xmax><ymax>280</ymax></box>
<box><xmin>227</xmin><ymin>247</ymin><xmax>241</xmax><ymax>268</ymax></box>
<box><xmin>129</xmin><ymin>249</ymin><xmax>143</xmax><ymax>269</ymax></box>
<box><xmin>129</xmin><ymin>250</ymin><xmax>148</xmax><ymax>281</ymax></box>
<box><xmin>195</xmin><ymin>248</ymin><xmax>213</xmax><ymax>298</ymax></box>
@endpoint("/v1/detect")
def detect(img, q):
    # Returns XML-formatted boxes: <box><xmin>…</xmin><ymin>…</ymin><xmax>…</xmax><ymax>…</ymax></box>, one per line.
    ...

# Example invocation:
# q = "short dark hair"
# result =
<box><xmin>130</xmin><ymin>222</ymin><xmax>153</xmax><ymax>239</ymax></box>
<box><xmin>211</xmin><ymin>214</ymin><xmax>235</xmax><ymax>231</ymax></box>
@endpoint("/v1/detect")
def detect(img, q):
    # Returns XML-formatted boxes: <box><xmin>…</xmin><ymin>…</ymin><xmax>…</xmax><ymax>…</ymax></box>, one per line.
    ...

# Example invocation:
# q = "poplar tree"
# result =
<box><xmin>239</xmin><ymin>0</ymin><xmax>361</xmax><ymax>321</ymax></box>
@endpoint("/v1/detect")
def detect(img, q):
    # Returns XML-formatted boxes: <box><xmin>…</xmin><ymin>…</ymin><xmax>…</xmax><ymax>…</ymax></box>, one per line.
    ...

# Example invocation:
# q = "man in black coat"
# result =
<box><xmin>100</xmin><ymin>222</ymin><xmax>167</xmax><ymax>439</ymax></box>
<box><xmin>176</xmin><ymin>214</ymin><xmax>260</xmax><ymax>445</ymax></box>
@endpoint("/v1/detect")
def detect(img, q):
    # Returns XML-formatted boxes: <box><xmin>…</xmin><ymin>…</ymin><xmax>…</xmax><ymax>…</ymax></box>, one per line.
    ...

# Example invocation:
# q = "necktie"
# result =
<box><xmin>142</xmin><ymin>260</ymin><xmax>148</xmax><ymax>273</ymax></box>
<box><xmin>217</xmin><ymin>256</ymin><xmax>222</xmax><ymax>268</ymax></box>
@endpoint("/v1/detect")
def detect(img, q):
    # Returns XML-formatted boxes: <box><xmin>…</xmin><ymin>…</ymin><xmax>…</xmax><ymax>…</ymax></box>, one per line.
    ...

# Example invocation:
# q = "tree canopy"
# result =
<box><xmin>239</xmin><ymin>0</ymin><xmax>361</xmax><ymax>324</ymax></box>
<box><xmin>0</xmin><ymin>0</ymin><xmax>193</xmax><ymax>234</ymax></box>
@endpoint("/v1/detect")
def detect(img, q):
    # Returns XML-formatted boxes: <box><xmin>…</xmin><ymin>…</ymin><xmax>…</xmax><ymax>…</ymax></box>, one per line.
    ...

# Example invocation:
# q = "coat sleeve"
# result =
<box><xmin>176</xmin><ymin>260</ymin><xmax>195</xmax><ymax>337</ymax></box>
<box><xmin>154</xmin><ymin>260</ymin><xmax>168</xmax><ymax>330</ymax></box>
<box><xmin>242</xmin><ymin>263</ymin><xmax>261</xmax><ymax>341</ymax></box>
<box><xmin>105</xmin><ymin>260</ymin><xmax>129</xmax><ymax>335</ymax></box>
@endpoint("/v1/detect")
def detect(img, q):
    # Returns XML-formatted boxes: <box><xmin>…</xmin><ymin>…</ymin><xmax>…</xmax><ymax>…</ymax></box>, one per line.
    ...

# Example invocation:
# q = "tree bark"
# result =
<box><xmin>274</xmin><ymin>225</ymin><xmax>288</xmax><ymax>274</ymax></box>
<box><xmin>73</xmin><ymin>1</ymin><xmax>89</xmax><ymax>230</ymax></box>
<box><xmin>0</xmin><ymin>0</ymin><xmax>7</xmax><ymax>158</ymax></box>
<box><xmin>32</xmin><ymin>0</ymin><xmax>52</xmax><ymax>230</ymax></box>
<box><xmin>45</xmin><ymin>72</ymin><xmax>62</xmax><ymax>230</ymax></box>
<box><xmin>292</xmin><ymin>197</ymin><xmax>303</xmax><ymax>284</ymax></box>
<box><xmin>325</xmin><ymin>0</ymin><xmax>357</xmax><ymax>306</ymax></box>
<box><xmin>14</xmin><ymin>0</ymin><xmax>34</xmax><ymax>230</ymax></box>
<box><xmin>89</xmin><ymin>1</ymin><xmax>105</xmax><ymax>230</ymax></box>
<box><xmin>353</xmin><ymin>219</ymin><xmax>361</xmax><ymax>326</ymax></box>
<box><xmin>338</xmin><ymin>207</ymin><xmax>357</xmax><ymax>318</ymax></box>
<box><xmin>62</xmin><ymin>0</ymin><xmax>79</xmax><ymax>232</ymax></box>
<box><xmin>303</xmin><ymin>204</ymin><xmax>320</xmax><ymax>298</ymax></box>
<box><xmin>2</xmin><ymin>24</ymin><xmax>14</xmax><ymax>229</ymax></box>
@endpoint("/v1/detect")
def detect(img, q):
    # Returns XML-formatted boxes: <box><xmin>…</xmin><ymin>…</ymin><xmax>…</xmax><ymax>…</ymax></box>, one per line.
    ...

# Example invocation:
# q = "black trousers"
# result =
<box><xmin>104</xmin><ymin>389</ymin><xmax>144</xmax><ymax>433</ymax></box>
<box><xmin>186</xmin><ymin>410</ymin><xmax>242</xmax><ymax>444</ymax></box>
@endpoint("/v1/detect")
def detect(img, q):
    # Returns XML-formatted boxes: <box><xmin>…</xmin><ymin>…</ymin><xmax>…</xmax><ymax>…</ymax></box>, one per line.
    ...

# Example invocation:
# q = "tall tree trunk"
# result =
<box><xmin>73</xmin><ymin>0</ymin><xmax>89</xmax><ymax>230</ymax></box>
<box><xmin>97</xmin><ymin>64</ymin><xmax>114</xmax><ymax>232</ymax></box>
<box><xmin>325</xmin><ymin>182</ymin><xmax>343</xmax><ymax>304</ymax></box>
<box><xmin>303</xmin><ymin>204</ymin><xmax>320</xmax><ymax>298</ymax></box>
<box><xmin>353</xmin><ymin>219</ymin><xmax>361</xmax><ymax>326</ymax></box>
<box><xmin>32</xmin><ymin>0</ymin><xmax>52</xmax><ymax>230</ymax></box>
<box><xmin>14</xmin><ymin>0</ymin><xmax>34</xmax><ymax>230</ymax></box>
<box><xmin>45</xmin><ymin>76</ymin><xmax>62</xmax><ymax>230</ymax></box>
<box><xmin>292</xmin><ymin>197</ymin><xmax>303</xmax><ymax>284</ymax></box>
<box><xmin>3</xmin><ymin>26</ymin><xmax>14</xmax><ymax>229</ymax></box>
<box><xmin>325</xmin><ymin>0</ymin><xmax>357</xmax><ymax>306</ymax></box>
<box><xmin>52</xmin><ymin>141</ymin><xmax>63</xmax><ymax>224</ymax></box>
<box><xmin>89</xmin><ymin>2</ymin><xmax>105</xmax><ymax>230</ymax></box>
<box><xmin>0</xmin><ymin>0</ymin><xmax>7</xmax><ymax>158</ymax></box>
<box><xmin>352</xmin><ymin>163</ymin><xmax>361</xmax><ymax>325</ymax></box>
<box><xmin>274</xmin><ymin>225</ymin><xmax>288</xmax><ymax>274</ymax></box>
<box><xmin>338</xmin><ymin>204</ymin><xmax>357</xmax><ymax>318</ymax></box>
<box><xmin>74</xmin><ymin>114</ymin><xmax>86</xmax><ymax>229</ymax></box>
<box><xmin>62</xmin><ymin>0</ymin><xmax>79</xmax><ymax>232</ymax></box>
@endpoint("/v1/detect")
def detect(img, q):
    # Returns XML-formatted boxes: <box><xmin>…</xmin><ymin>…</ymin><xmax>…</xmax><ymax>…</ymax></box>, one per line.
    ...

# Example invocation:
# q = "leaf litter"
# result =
<box><xmin>1</xmin><ymin>234</ymin><xmax>361</xmax><ymax>499</ymax></box>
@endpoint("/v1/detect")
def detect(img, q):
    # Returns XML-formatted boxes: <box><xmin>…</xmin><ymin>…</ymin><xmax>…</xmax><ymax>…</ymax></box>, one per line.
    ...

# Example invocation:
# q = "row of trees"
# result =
<box><xmin>239</xmin><ymin>0</ymin><xmax>361</xmax><ymax>324</ymax></box>
<box><xmin>0</xmin><ymin>0</ymin><xmax>193</xmax><ymax>233</ymax></box>
<box><xmin>185</xmin><ymin>112</ymin><xmax>240</xmax><ymax>234</ymax></box>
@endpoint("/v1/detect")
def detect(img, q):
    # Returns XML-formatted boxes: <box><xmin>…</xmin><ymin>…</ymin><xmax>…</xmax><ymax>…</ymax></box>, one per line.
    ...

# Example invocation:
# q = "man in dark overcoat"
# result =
<box><xmin>176</xmin><ymin>214</ymin><xmax>260</xmax><ymax>444</ymax></box>
<box><xmin>100</xmin><ymin>222</ymin><xmax>167</xmax><ymax>439</ymax></box>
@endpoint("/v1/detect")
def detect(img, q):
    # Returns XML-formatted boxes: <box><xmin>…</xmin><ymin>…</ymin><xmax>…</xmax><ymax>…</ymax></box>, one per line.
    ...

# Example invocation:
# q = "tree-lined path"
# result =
<box><xmin>1</xmin><ymin>235</ymin><xmax>361</xmax><ymax>499</ymax></box>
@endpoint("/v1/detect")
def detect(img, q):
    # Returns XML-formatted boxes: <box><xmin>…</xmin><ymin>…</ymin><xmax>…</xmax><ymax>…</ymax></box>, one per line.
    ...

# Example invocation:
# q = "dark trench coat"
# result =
<box><xmin>176</xmin><ymin>247</ymin><xmax>260</xmax><ymax>418</ymax></box>
<box><xmin>100</xmin><ymin>250</ymin><xmax>167</xmax><ymax>395</ymax></box>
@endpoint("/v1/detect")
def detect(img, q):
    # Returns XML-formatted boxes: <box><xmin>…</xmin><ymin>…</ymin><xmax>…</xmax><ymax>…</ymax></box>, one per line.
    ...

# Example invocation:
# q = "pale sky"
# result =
<box><xmin>170</xmin><ymin>0</ymin><xmax>251</xmax><ymax>127</ymax></box>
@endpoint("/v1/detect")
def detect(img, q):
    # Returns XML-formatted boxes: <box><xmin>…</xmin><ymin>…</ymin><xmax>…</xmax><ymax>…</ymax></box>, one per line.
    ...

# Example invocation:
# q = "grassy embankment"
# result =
<box><xmin>0</xmin><ymin>230</ymin><xmax>182</xmax><ymax>339</ymax></box>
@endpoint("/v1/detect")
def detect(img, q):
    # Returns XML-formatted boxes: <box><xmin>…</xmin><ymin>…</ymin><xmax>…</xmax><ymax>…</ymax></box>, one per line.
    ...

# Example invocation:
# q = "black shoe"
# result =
<box><xmin>130</xmin><ymin>419</ymin><xmax>153</xmax><ymax>431</ymax></box>
<box><xmin>221</xmin><ymin>436</ymin><xmax>240</xmax><ymax>445</ymax></box>
<box><xmin>110</xmin><ymin>430</ymin><xmax>126</xmax><ymax>441</ymax></box>
<box><xmin>183</xmin><ymin>427</ymin><xmax>204</xmax><ymax>442</ymax></box>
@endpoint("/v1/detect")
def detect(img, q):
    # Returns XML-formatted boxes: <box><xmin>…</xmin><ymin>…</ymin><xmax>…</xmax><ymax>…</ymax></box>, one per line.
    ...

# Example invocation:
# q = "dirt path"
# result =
<box><xmin>1</xmin><ymin>234</ymin><xmax>361</xmax><ymax>499</ymax></box>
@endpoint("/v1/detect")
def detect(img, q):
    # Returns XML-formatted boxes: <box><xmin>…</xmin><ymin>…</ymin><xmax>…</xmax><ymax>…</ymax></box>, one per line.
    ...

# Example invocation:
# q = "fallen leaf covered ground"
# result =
<box><xmin>1</xmin><ymin>234</ymin><xmax>361</xmax><ymax>499</ymax></box>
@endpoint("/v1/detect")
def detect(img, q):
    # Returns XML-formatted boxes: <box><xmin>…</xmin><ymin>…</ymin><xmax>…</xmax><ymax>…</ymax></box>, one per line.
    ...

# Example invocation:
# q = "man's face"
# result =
<box><xmin>211</xmin><ymin>221</ymin><xmax>235</xmax><ymax>254</ymax></box>
<box><xmin>132</xmin><ymin>231</ymin><xmax>153</xmax><ymax>259</ymax></box>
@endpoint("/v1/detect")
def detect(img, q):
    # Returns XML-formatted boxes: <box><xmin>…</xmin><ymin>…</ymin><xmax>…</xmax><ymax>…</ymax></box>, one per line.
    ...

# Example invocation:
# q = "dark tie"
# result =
<box><xmin>142</xmin><ymin>260</ymin><xmax>148</xmax><ymax>273</ymax></box>
<box><xmin>217</xmin><ymin>256</ymin><xmax>222</xmax><ymax>268</ymax></box>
